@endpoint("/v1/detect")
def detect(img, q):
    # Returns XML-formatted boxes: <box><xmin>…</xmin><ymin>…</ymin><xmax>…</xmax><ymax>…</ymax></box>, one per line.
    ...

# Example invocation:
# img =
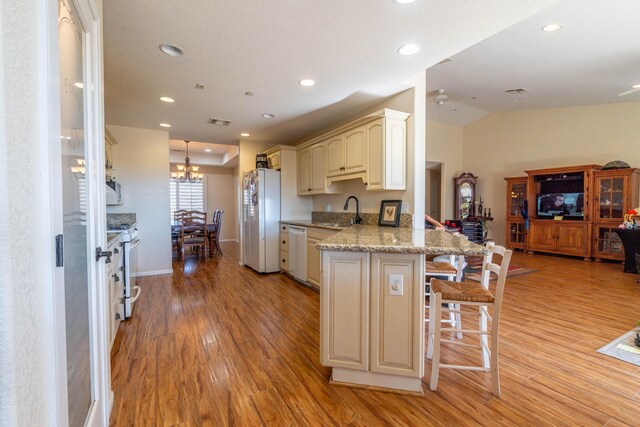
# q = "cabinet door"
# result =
<box><xmin>595</xmin><ymin>175</ymin><xmax>627</xmax><ymax>221</ymax></box>
<box><xmin>298</xmin><ymin>148</ymin><xmax>311</xmax><ymax>194</ymax></box>
<box><xmin>529</xmin><ymin>222</ymin><xmax>556</xmax><ymax>251</ymax></box>
<box><xmin>325</xmin><ymin>136</ymin><xmax>344</xmax><ymax>177</ymax></box>
<box><xmin>344</xmin><ymin>126</ymin><xmax>367</xmax><ymax>174</ymax></box>
<box><xmin>507</xmin><ymin>180</ymin><xmax>527</xmax><ymax>218</ymax></box>
<box><xmin>306</xmin><ymin>238</ymin><xmax>321</xmax><ymax>288</ymax></box>
<box><xmin>310</xmin><ymin>144</ymin><xmax>326</xmax><ymax>192</ymax></box>
<box><xmin>385</xmin><ymin>118</ymin><xmax>406</xmax><ymax>190</ymax></box>
<box><xmin>556</xmin><ymin>223</ymin><xmax>589</xmax><ymax>255</ymax></box>
<box><xmin>593</xmin><ymin>224</ymin><xmax>624</xmax><ymax>260</ymax></box>
<box><xmin>321</xmin><ymin>251</ymin><xmax>370</xmax><ymax>371</ymax></box>
<box><xmin>366</xmin><ymin>120</ymin><xmax>384</xmax><ymax>190</ymax></box>
<box><xmin>506</xmin><ymin>220</ymin><xmax>527</xmax><ymax>249</ymax></box>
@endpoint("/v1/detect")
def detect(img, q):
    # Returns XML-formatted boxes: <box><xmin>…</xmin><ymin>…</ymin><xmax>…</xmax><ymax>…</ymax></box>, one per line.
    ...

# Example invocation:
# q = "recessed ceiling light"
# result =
<box><xmin>632</xmin><ymin>84</ymin><xmax>640</xmax><ymax>89</ymax></box>
<box><xmin>298</xmin><ymin>79</ymin><xmax>315</xmax><ymax>87</ymax></box>
<box><xmin>261</xmin><ymin>113</ymin><xmax>275</xmax><ymax>119</ymax></box>
<box><xmin>394</xmin><ymin>0</ymin><xmax>415</xmax><ymax>4</ymax></box>
<box><xmin>159</xmin><ymin>44</ymin><xmax>183</xmax><ymax>56</ymax></box>
<box><xmin>244</xmin><ymin>91</ymin><xmax>254</xmax><ymax>96</ymax></box>
<box><xmin>398</xmin><ymin>43</ymin><xmax>420</xmax><ymax>56</ymax></box>
<box><xmin>159</xmin><ymin>123</ymin><xmax>171</xmax><ymax>128</ymax></box>
<box><xmin>204</xmin><ymin>149</ymin><xmax>212</xmax><ymax>152</ymax></box>
<box><xmin>160</xmin><ymin>96</ymin><xmax>175</xmax><ymax>103</ymax></box>
<box><xmin>241</xmin><ymin>133</ymin><xmax>250</xmax><ymax>137</ymax></box>
<box><xmin>74</xmin><ymin>82</ymin><xmax>83</xmax><ymax>89</ymax></box>
<box><xmin>541</xmin><ymin>23</ymin><xmax>561</xmax><ymax>32</ymax></box>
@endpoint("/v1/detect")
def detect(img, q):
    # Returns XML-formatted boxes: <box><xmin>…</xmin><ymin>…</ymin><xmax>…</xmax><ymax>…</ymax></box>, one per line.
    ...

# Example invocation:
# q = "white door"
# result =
<box><xmin>56</xmin><ymin>0</ymin><xmax>108</xmax><ymax>426</ymax></box>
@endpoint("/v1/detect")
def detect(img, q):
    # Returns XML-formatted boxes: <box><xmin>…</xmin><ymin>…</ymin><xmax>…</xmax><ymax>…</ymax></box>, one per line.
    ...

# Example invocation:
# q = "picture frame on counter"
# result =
<box><xmin>378</xmin><ymin>200</ymin><xmax>402</xmax><ymax>227</ymax></box>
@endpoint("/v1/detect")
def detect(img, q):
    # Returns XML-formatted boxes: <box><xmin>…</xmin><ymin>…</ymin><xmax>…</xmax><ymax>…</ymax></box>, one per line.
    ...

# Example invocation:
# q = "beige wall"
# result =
<box><xmin>195</xmin><ymin>165</ymin><xmax>238</xmax><ymax>241</ymax></box>
<box><xmin>426</xmin><ymin>120</ymin><xmax>464</xmax><ymax>220</ymax></box>
<box><xmin>463</xmin><ymin>101</ymin><xmax>640</xmax><ymax>244</ymax></box>
<box><xmin>312</xmin><ymin>89</ymin><xmax>416</xmax><ymax>216</ymax></box>
<box><xmin>107</xmin><ymin>125</ymin><xmax>172</xmax><ymax>275</ymax></box>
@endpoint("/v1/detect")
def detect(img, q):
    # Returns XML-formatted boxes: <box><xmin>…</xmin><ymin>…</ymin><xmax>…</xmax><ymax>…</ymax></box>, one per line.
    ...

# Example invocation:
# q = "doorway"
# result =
<box><xmin>426</xmin><ymin>161</ymin><xmax>444</xmax><ymax>222</ymax></box>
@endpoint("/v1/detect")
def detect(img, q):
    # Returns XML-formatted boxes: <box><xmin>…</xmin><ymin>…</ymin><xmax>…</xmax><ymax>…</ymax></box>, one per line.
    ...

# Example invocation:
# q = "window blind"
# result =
<box><xmin>170</xmin><ymin>179</ymin><xmax>205</xmax><ymax>219</ymax></box>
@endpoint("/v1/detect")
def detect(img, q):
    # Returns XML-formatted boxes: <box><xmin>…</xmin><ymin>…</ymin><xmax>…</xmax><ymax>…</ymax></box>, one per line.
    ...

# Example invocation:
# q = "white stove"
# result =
<box><xmin>107</xmin><ymin>223</ymin><xmax>141</xmax><ymax>318</ymax></box>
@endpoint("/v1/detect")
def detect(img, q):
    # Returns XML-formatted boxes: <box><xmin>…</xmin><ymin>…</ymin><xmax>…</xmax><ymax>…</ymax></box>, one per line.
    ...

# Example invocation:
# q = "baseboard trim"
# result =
<box><xmin>132</xmin><ymin>269</ymin><xmax>173</xmax><ymax>277</ymax></box>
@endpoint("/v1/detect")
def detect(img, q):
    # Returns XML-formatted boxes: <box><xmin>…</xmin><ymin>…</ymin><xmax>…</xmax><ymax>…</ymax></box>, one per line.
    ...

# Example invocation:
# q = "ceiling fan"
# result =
<box><xmin>618</xmin><ymin>84</ymin><xmax>640</xmax><ymax>97</ymax></box>
<box><xmin>429</xmin><ymin>89</ymin><xmax>449</xmax><ymax>105</ymax></box>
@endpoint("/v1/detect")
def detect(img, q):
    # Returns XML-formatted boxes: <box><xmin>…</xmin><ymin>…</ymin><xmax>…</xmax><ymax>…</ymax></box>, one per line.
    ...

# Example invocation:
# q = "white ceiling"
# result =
<box><xmin>426</xmin><ymin>0</ymin><xmax>640</xmax><ymax>126</ymax></box>
<box><xmin>103</xmin><ymin>0</ymin><xmax>559</xmax><ymax>146</ymax></box>
<box><xmin>169</xmin><ymin>140</ymin><xmax>238</xmax><ymax>167</ymax></box>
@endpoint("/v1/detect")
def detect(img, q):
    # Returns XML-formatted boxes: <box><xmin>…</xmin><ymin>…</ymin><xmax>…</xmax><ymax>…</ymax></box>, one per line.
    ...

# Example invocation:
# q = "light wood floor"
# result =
<box><xmin>110</xmin><ymin>242</ymin><xmax>640</xmax><ymax>426</ymax></box>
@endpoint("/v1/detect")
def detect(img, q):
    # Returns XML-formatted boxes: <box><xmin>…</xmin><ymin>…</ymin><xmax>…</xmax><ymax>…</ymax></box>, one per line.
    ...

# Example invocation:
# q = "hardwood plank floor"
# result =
<box><xmin>110</xmin><ymin>243</ymin><xmax>640</xmax><ymax>426</ymax></box>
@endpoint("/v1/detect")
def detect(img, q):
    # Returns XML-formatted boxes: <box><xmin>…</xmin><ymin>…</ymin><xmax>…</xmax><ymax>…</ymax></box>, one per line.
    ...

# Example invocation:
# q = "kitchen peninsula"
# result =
<box><xmin>317</xmin><ymin>226</ymin><xmax>487</xmax><ymax>393</ymax></box>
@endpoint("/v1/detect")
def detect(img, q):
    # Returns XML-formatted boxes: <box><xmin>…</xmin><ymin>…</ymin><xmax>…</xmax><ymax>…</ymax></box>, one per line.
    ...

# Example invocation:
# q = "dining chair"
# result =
<box><xmin>179</xmin><ymin>211</ymin><xmax>207</xmax><ymax>260</ymax></box>
<box><xmin>207</xmin><ymin>210</ymin><xmax>224</xmax><ymax>256</ymax></box>
<box><xmin>427</xmin><ymin>243</ymin><xmax>512</xmax><ymax>396</ymax></box>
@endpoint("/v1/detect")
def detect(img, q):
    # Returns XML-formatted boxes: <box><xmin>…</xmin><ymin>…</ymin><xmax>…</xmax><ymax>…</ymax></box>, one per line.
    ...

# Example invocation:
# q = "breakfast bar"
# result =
<box><xmin>317</xmin><ymin>226</ymin><xmax>487</xmax><ymax>394</ymax></box>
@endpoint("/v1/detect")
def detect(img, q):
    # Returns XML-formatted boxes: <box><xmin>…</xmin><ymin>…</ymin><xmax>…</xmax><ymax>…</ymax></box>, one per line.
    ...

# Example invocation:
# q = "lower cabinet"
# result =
<box><xmin>593</xmin><ymin>224</ymin><xmax>625</xmax><ymax>261</ymax></box>
<box><xmin>529</xmin><ymin>221</ymin><xmax>590</xmax><ymax>257</ymax></box>
<box><xmin>321</xmin><ymin>250</ymin><xmax>425</xmax><ymax>388</ymax></box>
<box><xmin>306</xmin><ymin>227</ymin><xmax>339</xmax><ymax>289</ymax></box>
<box><xmin>106</xmin><ymin>239</ymin><xmax>124</xmax><ymax>350</ymax></box>
<box><xmin>506</xmin><ymin>220</ymin><xmax>527</xmax><ymax>249</ymax></box>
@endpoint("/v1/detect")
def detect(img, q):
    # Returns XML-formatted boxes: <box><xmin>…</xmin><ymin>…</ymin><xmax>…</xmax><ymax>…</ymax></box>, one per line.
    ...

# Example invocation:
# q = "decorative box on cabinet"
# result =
<box><xmin>504</xmin><ymin>177</ymin><xmax>528</xmax><ymax>250</ymax></box>
<box><xmin>592</xmin><ymin>168</ymin><xmax>639</xmax><ymax>261</ymax></box>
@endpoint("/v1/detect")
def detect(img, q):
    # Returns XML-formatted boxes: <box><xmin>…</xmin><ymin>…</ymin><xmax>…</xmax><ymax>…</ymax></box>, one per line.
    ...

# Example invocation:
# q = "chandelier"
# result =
<box><xmin>171</xmin><ymin>140</ymin><xmax>203</xmax><ymax>183</ymax></box>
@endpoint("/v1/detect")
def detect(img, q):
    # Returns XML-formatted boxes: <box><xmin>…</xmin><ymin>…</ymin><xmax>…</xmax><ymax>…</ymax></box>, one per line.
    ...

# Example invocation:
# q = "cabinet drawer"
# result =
<box><xmin>280</xmin><ymin>250</ymin><xmax>289</xmax><ymax>271</ymax></box>
<box><xmin>280</xmin><ymin>233</ymin><xmax>289</xmax><ymax>251</ymax></box>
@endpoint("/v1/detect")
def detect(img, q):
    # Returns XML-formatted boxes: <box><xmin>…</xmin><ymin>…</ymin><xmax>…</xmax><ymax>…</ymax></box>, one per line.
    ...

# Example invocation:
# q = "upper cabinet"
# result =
<box><xmin>105</xmin><ymin>127</ymin><xmax>117</xmax><ymax>181</ymax></box>
<box><xmin>297</xmin><ymin>109</ymin><xmax>409</xmax><ymax>195</ymax></box>
<box><xmin>298</xmin><ymin>143</ymin><xmax>340</xmax><ymax>195</ymax></box>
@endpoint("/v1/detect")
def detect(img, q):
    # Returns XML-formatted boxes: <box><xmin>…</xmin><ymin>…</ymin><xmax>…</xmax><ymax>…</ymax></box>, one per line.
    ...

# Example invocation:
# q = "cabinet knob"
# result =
<box><xmin>282</xmin><ymin>240</ymin><xmax>286</xmax><ymax>244</ymax></box>
<box><xmin>113</xmin><ymin>248</ymin><xmax>119</xmax><ymax>254</ymax></box>
<box><xmin>112</xmin><ymin>274</ymin><xmax>120</xmax><ymax>282</ymax></box>
<box><xmin>308</xmin><ymin>188</ymin><xmax>311</xmax><ymax>191</ymax></box>
<box><xmin>364</xmin><ymin>182</ymin><xmax>368</xmax><ymax>186</ymax></box>
<box><xmin>115</xmin><ymin>313</ymin><xmax>121</xmax><ymax>320</ymax></box>
<box><xmin>282</xmin><ymin>259</ymin><xmax>286</xmax><ymax>263</ymax></box>
<box><xmin>119</xmin><ymin>266</ymin><xmax>125</xmax><ymax>271</ymax></box>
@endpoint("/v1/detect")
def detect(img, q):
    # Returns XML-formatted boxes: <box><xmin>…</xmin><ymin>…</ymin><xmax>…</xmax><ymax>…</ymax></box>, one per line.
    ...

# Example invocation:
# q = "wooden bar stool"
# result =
<box><xmin>427</xmin><ymin>243</ymin><xmax>512</xmax><ymax>396</ymax></box>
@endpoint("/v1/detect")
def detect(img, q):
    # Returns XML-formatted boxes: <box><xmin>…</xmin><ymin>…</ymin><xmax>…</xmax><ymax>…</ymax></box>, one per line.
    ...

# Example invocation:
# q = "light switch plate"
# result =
<box><xmin>389</xmin><ymin>274</ymin><xmax>403</xmax><ymax>296</ymax></box>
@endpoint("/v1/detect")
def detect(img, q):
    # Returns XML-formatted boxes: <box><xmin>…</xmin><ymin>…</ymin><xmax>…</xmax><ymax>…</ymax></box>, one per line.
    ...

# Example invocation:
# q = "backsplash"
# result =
<box><xmin>311</xmin><ymin>211</ymin><xmax>413</xmax><ymax>228</ymax></box>
<box><xmin>107</xmin><ymin>212</ymin><xmax>137</xmax><ymax>228</ymax></box>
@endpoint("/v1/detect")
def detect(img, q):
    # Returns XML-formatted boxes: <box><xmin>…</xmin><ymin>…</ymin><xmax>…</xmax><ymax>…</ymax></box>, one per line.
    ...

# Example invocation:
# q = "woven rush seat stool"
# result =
<box><xmin>427</xmin><ymin>243</ymin><xmax>512</xmax><ymax>396</ymax></box>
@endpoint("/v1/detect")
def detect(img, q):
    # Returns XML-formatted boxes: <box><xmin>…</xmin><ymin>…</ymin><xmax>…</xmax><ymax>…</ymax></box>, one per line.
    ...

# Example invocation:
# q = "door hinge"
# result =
<box><xmin>55</xmin><ymin>234</ymin><xmax>64</xmax><ymax>267</ymax></box>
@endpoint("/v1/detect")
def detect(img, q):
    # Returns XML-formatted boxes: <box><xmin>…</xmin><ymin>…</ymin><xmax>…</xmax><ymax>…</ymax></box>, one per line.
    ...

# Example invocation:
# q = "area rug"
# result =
<box><xmin>597</xmin><ymin>329</ymin><xmax>640</xmax><ymax>367</ymax></box>
<box><xmin>465</xmin><ymin>265</ymin><xmax>537</xmax><ymax>282</ymax></box>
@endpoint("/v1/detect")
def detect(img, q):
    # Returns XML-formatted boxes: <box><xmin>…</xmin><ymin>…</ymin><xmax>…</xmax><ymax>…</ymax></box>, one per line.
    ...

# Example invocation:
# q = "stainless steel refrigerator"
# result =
<box><xmin>242</xmin><ymin>169</ymin><xmax>281</xmax><ymax>273</ymax></box>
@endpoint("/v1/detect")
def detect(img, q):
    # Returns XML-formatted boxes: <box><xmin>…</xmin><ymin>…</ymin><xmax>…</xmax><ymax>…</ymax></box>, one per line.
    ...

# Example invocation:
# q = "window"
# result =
<box><xmin>170</xmin><ymin>179</ymin><xmax>206</xmax><ymax>219</ymax></box>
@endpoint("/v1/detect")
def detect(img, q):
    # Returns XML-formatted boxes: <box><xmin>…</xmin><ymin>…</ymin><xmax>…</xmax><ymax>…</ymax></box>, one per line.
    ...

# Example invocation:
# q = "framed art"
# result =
<box><xmin>378</xmin><ymin>200</ymin><xmax>402</xmax><ymax>227</ymax></box>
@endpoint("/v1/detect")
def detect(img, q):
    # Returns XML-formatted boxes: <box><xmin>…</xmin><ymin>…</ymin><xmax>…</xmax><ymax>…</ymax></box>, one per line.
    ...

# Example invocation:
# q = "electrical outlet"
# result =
<box><xmin>401</xmin><ymin>202</ymin><xmax>409</xmax><ymax>213</ymax></box>
<box><xmin>389</xmin><ymin>274</ymin><xmax>403</xmax><ymax>296</ymax></box>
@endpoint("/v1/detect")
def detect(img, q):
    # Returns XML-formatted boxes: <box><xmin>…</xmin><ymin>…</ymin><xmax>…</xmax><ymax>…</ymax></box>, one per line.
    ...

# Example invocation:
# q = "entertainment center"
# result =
<box><xmin>504</xmin><ymin>164</ymin><xmax>639</xmax><ymax>260</ymax></box>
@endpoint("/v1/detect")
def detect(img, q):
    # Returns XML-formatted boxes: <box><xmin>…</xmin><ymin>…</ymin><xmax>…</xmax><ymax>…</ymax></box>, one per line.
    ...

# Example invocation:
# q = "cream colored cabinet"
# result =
<box><xmin>366</xmin><ymin>115</ymin><xmax>407</xmax><ymax>191</ymax></box>
<box><xmin>267</xmin><ymin>151</ymin><xmax>281</xmax><ymax>170</ymax></box>
<box><xmin>326</xmin><ymin>126</ymin><xmax>367</xmax><ymax>178</ymax></box>
<box><xmin>279</xmin><ymin>224</ymin><xmax>289</xmax><ymax>271</ymax></box>
<box><xmin>106</xmin><ymin>236</ymin><xmax>124</xmax><ymax>350</ymax></box>
<box><xmin>320</xmin><ymin>251</ymin><xmax>370</xmax><ymax>371</ymax></box>
<box><xmin>298</xmin><ymin>143</ymin><xmax>338</xmax><ymax>195</ymax></box>
<box><xmin>320</xmin><ymin>249</ymin><xmax>425</xmax><ymax>391</ymax></box>
<box><xmin>306</xmin><ymin>227</ymin><xmax>339</xmax><ymax>288</ymax></box>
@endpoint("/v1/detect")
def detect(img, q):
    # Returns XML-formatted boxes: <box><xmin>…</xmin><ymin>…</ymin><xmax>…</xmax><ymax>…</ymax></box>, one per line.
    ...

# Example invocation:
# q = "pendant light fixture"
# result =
<box><xmin>171</xmin><ymin>140</ymin><xmax>202</xmax><ymax>183</ymax></box>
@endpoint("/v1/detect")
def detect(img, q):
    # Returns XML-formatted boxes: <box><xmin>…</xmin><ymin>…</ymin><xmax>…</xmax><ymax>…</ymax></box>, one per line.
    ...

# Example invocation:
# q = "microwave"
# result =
<box><xmin>106</xmin><ymin>181</ymin><xmax>122</xmax><ymax>205</ymax></box>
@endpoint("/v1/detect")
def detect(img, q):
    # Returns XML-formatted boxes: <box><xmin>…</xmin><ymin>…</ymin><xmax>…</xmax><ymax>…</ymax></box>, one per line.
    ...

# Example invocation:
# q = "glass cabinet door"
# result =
<box><xmin>597</xmin><ymin>176</ymin><xmax>626</xmax><ymax>220</ymax></box>
<box><xmin>594</xmin><ymin>225</ymin><xmax>624</xmax><ymax>259</ymax></box>
<box><xmin>507</xmin><ymin>221</ymin><xmax>527</xmax><ymax>248</ymax></box>
<box><xmin>509</xmin><ymin>182</ymin><xmax>527</xmax><ymax>217</ymax></box>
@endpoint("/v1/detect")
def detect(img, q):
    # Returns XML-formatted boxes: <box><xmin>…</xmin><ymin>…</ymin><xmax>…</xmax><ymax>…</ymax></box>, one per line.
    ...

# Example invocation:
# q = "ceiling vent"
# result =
<box><xmin>505</xmin><ymin>88</ymin><xmax>530</xmax><ymax>95</ymax></box>
<box><xmin>207</xmin><ymin>118</ymin><xmax>232</xmax><ymax>126</ymax></box>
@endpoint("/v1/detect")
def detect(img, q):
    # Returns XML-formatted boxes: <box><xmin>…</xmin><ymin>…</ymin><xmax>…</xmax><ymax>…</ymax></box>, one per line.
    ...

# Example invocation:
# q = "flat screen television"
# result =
<box><xmin>537</xmin><ymin>193</ymin><xmax>584</xmax><ymax>219</ymax></box>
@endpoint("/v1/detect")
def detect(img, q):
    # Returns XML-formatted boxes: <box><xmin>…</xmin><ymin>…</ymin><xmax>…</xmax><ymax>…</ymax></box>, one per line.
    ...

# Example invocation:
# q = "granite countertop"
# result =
<box><xmin>315</xmin><ymin>225</ymin><xmax>488</xmax><ymax>255</ymax></box>
<box><xmin>280</xmin><ymin>219</ymin><xmax>350</xmax><ymax>231</ymax></box>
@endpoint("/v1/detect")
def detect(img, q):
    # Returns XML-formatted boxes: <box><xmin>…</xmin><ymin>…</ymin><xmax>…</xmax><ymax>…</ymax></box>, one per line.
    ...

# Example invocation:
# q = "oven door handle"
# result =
<box><xmin>130</xmin><ymin>285</ymin><xmax>142</xmax><ymax>303</ymax></box>
<box><xmin>129</xmin><ymin>238</ymin><xmax>141</xmax><ymax>249</ymax></box>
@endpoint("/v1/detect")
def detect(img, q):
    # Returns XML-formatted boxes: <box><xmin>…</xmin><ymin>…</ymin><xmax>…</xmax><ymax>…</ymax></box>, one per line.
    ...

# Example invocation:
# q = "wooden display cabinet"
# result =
<box><xmin>504</xmin><ymin>177</ymin><xmax>528</xmax><ymax>249</ymax></box>
<box><xmin>592</xmin><ymin>168</ymin><xmax>639</xmax><ymax>261</ymax></box>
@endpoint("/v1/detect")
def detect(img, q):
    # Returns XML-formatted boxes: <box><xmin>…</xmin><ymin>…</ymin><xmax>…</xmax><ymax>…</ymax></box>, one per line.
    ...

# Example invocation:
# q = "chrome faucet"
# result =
<box><xmin>343</xmin><ymin>196</ymin><xmax>362</xmax><ymax>224</ymax></box>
